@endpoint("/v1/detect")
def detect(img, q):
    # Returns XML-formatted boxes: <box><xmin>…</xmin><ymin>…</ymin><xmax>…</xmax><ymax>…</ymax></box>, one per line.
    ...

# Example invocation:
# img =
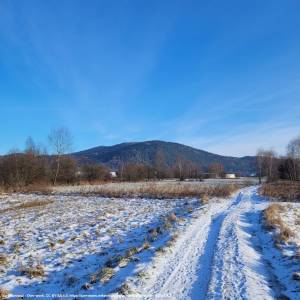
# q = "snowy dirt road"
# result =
<box><xmin>130</xmin><ymin>186</ymin><xmax>292</xmax><ymax>300</ymax></box>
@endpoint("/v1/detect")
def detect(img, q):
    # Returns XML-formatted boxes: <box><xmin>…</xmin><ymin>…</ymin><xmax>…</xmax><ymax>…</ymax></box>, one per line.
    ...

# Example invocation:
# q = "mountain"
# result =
<box><xmin>72</xmin><ymin>140</ymin><xmax>256</xmax><ymax>176</ymax></box>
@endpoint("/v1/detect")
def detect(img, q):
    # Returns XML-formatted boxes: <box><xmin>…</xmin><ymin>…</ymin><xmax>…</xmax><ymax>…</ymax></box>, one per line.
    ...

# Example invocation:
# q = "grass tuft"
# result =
<box><xmin>263</xmin><ymin>204</ymin><xmax>284</xmax><ymax>229</ymax></box>
<box><xmin>0</xmin><ymin>288</ymin><xmax>9</xmax><ymax>300</ymax></box>
<box><xmin>264</xmin><ymin>203</ymin><xmax>294</xmax><ymax>244</ymax></box>
<box><xmin>99</xmin><ymin>267</ymin><xmax>115</xmax><ymax>283</ymax></box>
<box><xmin>0</xmin><ymin>199</ymin><xmax>54</xmax><ymax>214</ymax></box>
<box><xmin>19</xmin><ymin>264</ymin><xmax>45</xmax><ymax>279</ymax></box>
<box><xmin>0</xmin><ymin>254</ymin><xmax>8</xmax><ymax>266</ymax></box>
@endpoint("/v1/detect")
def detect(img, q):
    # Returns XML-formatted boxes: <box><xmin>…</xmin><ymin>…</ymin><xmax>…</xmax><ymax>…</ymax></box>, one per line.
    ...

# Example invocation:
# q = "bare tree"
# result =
<box><xmin>154</xmin><ymin>150</ymin><xmax>167</xmax><ymax>179</ymax></box>
<box><xmin>264</xmin><ymin>149</ymin><xmax>277</xmax><ymax>181</ymax></box>
<box><xmin>256</xmin><ymin>148</ymin><xmax>278</xmax><ymax>182</ymax></box>
<box><xmin>256</xmin><ymin>148</ymin><xmax>265</xmax><ymax>184</ymax></box>
<box><xmin>48</xmin><ymin>127</ymin><xmax>73</xmax><ymax>185</ymax></box>
<box><xmin>25</xmin><ymin>137</ymin><xmax>34</xmax><ymax>153</ymax></box>
<box><xmin>175</xmin><ymin>155</ymin><xmax>184</xmax><ymax>181</ymax></box>
<box><xmin>287</xmin><ymin>136</ymin><xmax>300</xmax><ymax>181</ymax></box>
<box><xmin>208</xmin><ymin>162</ymin><xmax>224</xmax><ymax>179</ymax></box>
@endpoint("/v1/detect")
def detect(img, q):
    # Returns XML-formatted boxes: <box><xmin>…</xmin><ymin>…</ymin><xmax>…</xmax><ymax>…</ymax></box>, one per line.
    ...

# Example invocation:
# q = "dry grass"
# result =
<box><xmin>142</xmin><ymin>241</ymin><xmax>150</xmax><ymax>249</ymax></box>
<box><xmin>275</xmin><ymin>226</ymin><xmax>293</xmax><ymax>243</ymax></box>
<box><xmin>201</xmin><ymin>194</ymin><xmax>209</xmax><ymax>204</ymax></box>
<box><xmin>99</xmin><ymin>267</ymin><xmax>115</xmax><ymax>283</ymax></box>
<box><xmin>0</xmin><ymin>199</ymin><xmax>54</xmax><ymax>214</ymax></box>
<box><xmin>89</xmin><ymin>273</ymin><xmax>98</xmax><ymax>284</ymax></box>
<box><xmin>19</xmin><ymin>264</ymin><xmax>45</xmax><ymax>279</ymax></box>
<box><xmin>115</xmin><ymin>283</ymin><xmax>133</xmax><ymax>295</ymax></box>
<box><xmin>0</xmin><ymin>288</ymin><xmax>9</xmax><ymax>300</ymax></box>
<box><xmin>48</xmin><ymin>241</ymin><xmax>56</xmax><ymax>250</ymax></box>
<box><xmin>264</xmin><ymin>203</ymin><xmax>284</xmax><ymax>230</ymax></box>
<box><xmin>0</xmin><ymin>185</ymin><xmax>5</xmax><ymax>194</ymax></box>
<box><xmin>264</xmin><ymin>203</ymin><xmax>294</xmax><ymax>244</ymax></box>
<box><xmin>73</xmin><ymin>182</ymin><xmax>241</xmax><ymax>200</ymax></box>
<box><xmin>21</xmin><ymin>183</ymin><xmax>52</xmax><ymax>194</ymax></box>
<box><xmin>16</xmin><ymin>199</ymin><xmax>54</xmax><ymax>209</ymax></box>
<box><xmin>0</xmin><ymin>183</ymin><xmax>52</xmax><ymax>194</ymax></box>
<box><xmin>125</xmin><ymin>247</ymin><xmax>139</xmax><ymax>257</ymax></box>
<box><xmin>260</xmin><ymin>181</ymin><xmax>300</xmax><ymax>202</ymax></box>
<box><xmin>117</xmin><ymin>257</ymin><xmax>131</xmax><ymax>268</ymax></box>
<box><xmin>0</xmin><ymin>254</ymin><xmax>8</xmax><ymax>266</ymax></box>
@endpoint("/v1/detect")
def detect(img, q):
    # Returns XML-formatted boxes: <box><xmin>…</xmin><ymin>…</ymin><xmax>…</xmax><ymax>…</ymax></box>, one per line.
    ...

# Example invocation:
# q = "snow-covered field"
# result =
<box><xmin>1</xmin><ymin>184</ymin><xmax>299</xmax><ymax>299</ymax></box>
<box><xmin>0</xmin><ymin>193</ymin><xmax>200</xmax><ymax>298</ymax></box>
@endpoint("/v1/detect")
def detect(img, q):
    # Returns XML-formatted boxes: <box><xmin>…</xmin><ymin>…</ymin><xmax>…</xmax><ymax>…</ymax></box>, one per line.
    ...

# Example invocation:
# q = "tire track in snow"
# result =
<box><xmin>206</xmin><ymin>211</ymin><xmax>247</xmax><ymax>299</ymax></box>
<box><xmin>134</xmin><ymin>199</ymin><xmax>233</xmax><ymax>299</ymax></box>
<box><xmin>190</xmin><ymin>191</ymin><xmax>245</xmax><ymax>299</ymax></box>
<box><xmin>206</xmin><ymin>187</ymin><xmax>274</xmax><ymax>300</ymax></box>
<box><xmin>146</xmin><ymin>206</ymin><xmax>218</xmax><ymax>299</ymax></box>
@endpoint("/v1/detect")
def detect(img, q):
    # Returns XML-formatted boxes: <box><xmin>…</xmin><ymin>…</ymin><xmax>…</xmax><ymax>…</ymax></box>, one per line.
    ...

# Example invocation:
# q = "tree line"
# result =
<box><xmin>117</xmin><ymin>150</ymin><xmax>226</xmax><ymax>181</ymax></box>
<box><xmin>0</xmin><ymin>127</ymin><xmax>110</xmax><ymax>190</ymax></box>
<box><xmin>0</xmin><ymin>127</ymin><xmax>228</xmax><ymax>190</ymax></box>
<box><xmin>256</xmin><ymin>135</ymin><xmax>300</xmax><ymax>183</ymax></box>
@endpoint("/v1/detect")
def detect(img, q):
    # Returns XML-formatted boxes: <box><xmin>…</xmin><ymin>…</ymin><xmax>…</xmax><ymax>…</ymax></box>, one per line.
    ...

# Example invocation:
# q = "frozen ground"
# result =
<box><xmin>0</xmin><ymin>185</ymin><xmax>299</xmax><ymax>299</ymax></box>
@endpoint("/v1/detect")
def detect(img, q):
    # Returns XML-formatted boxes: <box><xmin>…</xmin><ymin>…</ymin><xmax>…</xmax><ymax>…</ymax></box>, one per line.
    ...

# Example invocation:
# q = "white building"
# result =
<box><xmin>110</xmin><ymin>171</ymin><xmax>117</xmax><ymax>178</ymax></box>
<box><xmin>225</xmin><ymin>173</ymin><xmax>236</xmax><ymax>179</ymax></box>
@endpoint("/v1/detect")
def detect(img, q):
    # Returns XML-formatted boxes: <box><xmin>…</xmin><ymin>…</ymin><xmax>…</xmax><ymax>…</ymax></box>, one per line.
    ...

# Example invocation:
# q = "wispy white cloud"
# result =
<box><xmin>175</xmin><ymin>121</ymin><xmax>300</xmax><ymax>157</ymax></box>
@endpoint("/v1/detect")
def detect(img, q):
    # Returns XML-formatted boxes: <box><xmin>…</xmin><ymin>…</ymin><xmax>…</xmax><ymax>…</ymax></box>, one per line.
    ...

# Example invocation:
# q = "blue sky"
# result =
<box><xmin>0</xmin><ymin>0</ymin><xmax>300</xmax><ymax>156</ymax></box>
